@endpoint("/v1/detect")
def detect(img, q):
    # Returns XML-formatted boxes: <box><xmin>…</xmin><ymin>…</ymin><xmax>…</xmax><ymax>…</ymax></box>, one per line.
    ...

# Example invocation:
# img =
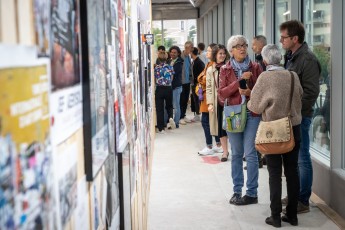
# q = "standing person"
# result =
<box><xmin>190</xmin><ymin>47</ymin><xmax>205</xmax><ymax>121</ymax></box>
<box><xmin>198</xmin><ymin>43</ymin><xmax>224</xmax><ymax>156</ymax></box>
<box><xmin>198</xmin><ymin>42</ymin><xmax>208</xmax><ymax>64</ymax></box>
<box><xmin>248</xmin><ymin>44</ymin><xmax>303</xmax><ymax>227</ymax></box>
<box><xmin>154</xmin><ymin>52</ymin><xmax>176</xmax><ymax>134</ymax></box>
<box><xmin>168</xmin><ymin>46</ymin><xmax>184</xmax><ymax>129</ymax></box>
<box><xmin>155</xmin><ymin>45</ymin><xmax>167</xmax><ymax>66</ymax></box>
<box><xmin>206</xmin><ymin>44</ymin><xmax>230</xmax><ymax>161</ymax></box>
<box><xmin>280</xmin><ymin>20</ymin><xmax>321</xmax><ymax>214</ymax></box>
<box><xmin>218</xmin><ymin>35</ymin><xmax>262</xmax><ymax>205</ymax></box>
<box><xmin>179</xmin><ymin>41</ymin><xmax>194</xmax><ymax>125</ymax></box>
<box><xmin>251</xmin><ymin>35</ymin><xmax>267</xmax><ymax>71</ymax></box>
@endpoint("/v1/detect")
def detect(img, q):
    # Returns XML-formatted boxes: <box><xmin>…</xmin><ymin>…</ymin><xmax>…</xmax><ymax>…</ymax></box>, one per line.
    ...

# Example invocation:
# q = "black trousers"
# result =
<box><xmin>180</xmin><ymin>83</ymin><xmax>190</xmax><ymax>119</ymax></box>
<box><xmin>265</xmin><ymin>125</ymin><xmax>301</xmax><ymax>219</ymax></box>
<box><xmin>191</xmin><ymin>85</ymin><xmax>200</xmax><ymax>115</ymax></box>
<box><xmin>155</xmin><ymin>86</ymin><xmax>173</xmax><ymax>131</ymax></box>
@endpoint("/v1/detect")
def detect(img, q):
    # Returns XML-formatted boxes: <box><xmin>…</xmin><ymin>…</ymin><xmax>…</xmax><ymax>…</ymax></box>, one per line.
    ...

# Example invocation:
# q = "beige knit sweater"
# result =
<box><xmin>247</xmin><ymin>70</ymin><xmax>303</xmax><ymax>126</ymax></box>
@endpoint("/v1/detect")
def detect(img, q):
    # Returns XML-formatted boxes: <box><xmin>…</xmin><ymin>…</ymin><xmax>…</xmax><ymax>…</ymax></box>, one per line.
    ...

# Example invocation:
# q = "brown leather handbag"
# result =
<box><xmin>255</xmin><ymin>72</ymin><xmax>295</xmax><ymax>154</ymax></box>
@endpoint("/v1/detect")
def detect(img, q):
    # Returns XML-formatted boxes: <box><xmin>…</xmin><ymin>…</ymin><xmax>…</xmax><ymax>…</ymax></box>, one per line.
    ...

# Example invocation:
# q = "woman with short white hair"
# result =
<box><xmin>218</xmin><ymin>35</ymin><xmax>262</xmax><ymax>206</ymax></box>
<box><xmin>248</xmin><ymin>44</ymin><xmax>303</xmax><ymax>227</ymax></box>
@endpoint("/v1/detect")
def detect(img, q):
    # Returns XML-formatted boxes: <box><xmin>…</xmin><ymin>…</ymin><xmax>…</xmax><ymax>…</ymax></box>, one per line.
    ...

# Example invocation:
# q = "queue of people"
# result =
<box><xmin>154</xmin><ymin>19</ymin><xmax>321</xmax><ymax>228</ymax></box>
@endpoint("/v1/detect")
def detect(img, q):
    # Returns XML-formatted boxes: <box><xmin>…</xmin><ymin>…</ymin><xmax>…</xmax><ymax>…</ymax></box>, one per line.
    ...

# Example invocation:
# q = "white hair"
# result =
<box><xmin>261</xmin><ymin>44</ymin><xmax>282</xmax><ymax>65</ymax></box>
<box><xmin>227</xmin><ymin>35</ymin><xmax>249</xmax><ymax>56</ymax></box>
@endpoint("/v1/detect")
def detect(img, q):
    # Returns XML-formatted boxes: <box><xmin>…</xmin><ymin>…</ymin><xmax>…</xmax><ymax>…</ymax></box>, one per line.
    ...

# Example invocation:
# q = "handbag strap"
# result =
<box><xmin>288</xmin><ymin>71</ymin><xmax>295</xmax><ymax>117</ymax></box>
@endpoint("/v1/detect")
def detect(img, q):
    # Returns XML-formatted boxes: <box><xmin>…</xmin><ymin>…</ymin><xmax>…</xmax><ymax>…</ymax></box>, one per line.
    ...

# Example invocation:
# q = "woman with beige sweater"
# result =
<box><xmin>248</xmin><ymin>44</ymin><xmax>303</xmax><ymax>228</ymax></box>
<box><xmin>206</xmin><ymin>44</ymin><xmax>230</xmax><ymax>161</ymax></box>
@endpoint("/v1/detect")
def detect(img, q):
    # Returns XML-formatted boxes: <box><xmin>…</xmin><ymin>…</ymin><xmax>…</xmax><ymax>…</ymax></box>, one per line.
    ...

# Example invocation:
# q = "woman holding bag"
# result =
<box><xmin>248</xmin><ymin>44</ymin><xmax>303</xmax><ymax>227</ymax></box>
<box><xmin>205</xmin><ymin>44</ymin><xmax>230</xmax><ymax>161</ymax></box>
<box><xmin>218</xmin><ymin>35</ymin><xmax>262</xmax><ymax>206</ymax></box>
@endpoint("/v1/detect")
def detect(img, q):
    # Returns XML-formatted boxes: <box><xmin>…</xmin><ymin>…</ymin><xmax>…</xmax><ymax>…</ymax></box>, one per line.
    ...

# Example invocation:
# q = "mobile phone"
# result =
<box><xmin>239</xmin><ymin>79</ymin><xmax>247</xmax><ymax>89</ymax></box>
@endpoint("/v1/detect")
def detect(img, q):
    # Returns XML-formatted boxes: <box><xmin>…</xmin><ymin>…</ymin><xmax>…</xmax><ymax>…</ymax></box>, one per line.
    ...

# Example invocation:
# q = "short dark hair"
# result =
<box><xmin>208</xmin><ymin>43</ymin><xmax>217</xmax><ymax>49</ymax></box>
<box><xmin>158</xmin><ymin>45</ymin><xmax>166</xmax><ymax>51</ymax></box>
<box><xmin>169</xmin><ymin>46</ymin><xmax>182</xmax><ymax>56</ymax></box>
<box><xmin>253</xmin><ymin>35</ymin><xmax>267</xmax><ymax>45</ymax></box>
<box><xmin>279</xmin><ymin>20</ymin><xmax>305</xmax><ymax>44</ymax></box>
<box><xmin>197</xmin><ymin>43</ymin><xmax>205</xmax><ymax>51</ymax></box>
<box><xmin>211</xmin><ymin>44</ymin><xmax>230</xmax><ymax>63</ymax></box>
<box><xmin>191</xmin><ymin>47</ymin><xmax>199</xmax><ymax>56</ymax></box>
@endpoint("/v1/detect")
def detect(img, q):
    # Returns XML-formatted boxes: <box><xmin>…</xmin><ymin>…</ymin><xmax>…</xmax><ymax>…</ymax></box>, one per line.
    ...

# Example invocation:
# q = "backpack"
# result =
<box><xmin>154</xmin><ymin>63</ymin><xmax>174</xmax><ymax>86</ymax></box>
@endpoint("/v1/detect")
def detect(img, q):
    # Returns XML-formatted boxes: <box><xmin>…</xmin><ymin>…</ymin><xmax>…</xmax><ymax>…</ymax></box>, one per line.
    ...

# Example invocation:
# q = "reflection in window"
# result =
<box><xmin>275</xmin><ymin>0</ymin><xmax>291</xmax><ymax>43</ymax></box>
<box><xmin>304</xmin><ymin>0</ymin><xmax>331</xmax><ymax>161</ymax></box>
<box><xmin>256</xmin><ymin>0</ymin><xmax>265</xmax><ymax>35</ymax></box>
<box><xmin>231</xmin><ymin>1</ymin><xmax>236</xmax><ymax>34</ymax></box>
<box><xmin>243</xmin><ymin>0</ymin><xmax>248</xmax><ymax>36</ymax></box>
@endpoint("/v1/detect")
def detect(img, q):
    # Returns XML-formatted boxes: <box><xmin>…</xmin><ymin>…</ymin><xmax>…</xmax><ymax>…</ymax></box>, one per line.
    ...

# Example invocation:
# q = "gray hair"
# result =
<box><xmin>253</xmin><ymin>35</ymin><xmax>267</xmax><ymax>46</ymax></box>
<box><xmin>261</xmin><ymin>44</ymin><xmax>282</xmax><ymax>65</ymax></box>
<box><xmin>227</xmin><ymin>35</ymin><xmax>249</xmax><ymax>56</ymax></box>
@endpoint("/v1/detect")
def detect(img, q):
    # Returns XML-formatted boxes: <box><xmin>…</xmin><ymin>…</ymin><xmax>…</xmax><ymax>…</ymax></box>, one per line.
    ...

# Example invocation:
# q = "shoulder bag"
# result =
<box><xmin>255</xmin><ymin>72</ymin><xmax>295</xmax><ymax>154</ymax></box>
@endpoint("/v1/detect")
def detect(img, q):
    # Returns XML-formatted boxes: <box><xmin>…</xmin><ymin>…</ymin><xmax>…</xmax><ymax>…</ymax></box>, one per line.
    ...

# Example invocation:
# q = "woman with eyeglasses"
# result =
<box><xmin>218</xmin><ymin>35</ymin><xmax>262</xmax><ymax>205</ymax></box>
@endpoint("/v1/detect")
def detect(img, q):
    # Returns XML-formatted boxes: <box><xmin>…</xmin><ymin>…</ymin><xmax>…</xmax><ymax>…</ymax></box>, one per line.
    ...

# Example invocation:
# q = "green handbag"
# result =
<box><xmin>222</xmin><ymin>96</ymin><xmax>247</xmax><ymax>133</ymax></box>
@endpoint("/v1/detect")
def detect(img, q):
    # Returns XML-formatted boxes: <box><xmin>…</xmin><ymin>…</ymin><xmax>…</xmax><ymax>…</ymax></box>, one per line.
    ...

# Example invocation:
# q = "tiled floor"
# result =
<box><xmin>148</xmin><ymin>118</ymin><xmax>340</xmax><ymax>230</ymax></box>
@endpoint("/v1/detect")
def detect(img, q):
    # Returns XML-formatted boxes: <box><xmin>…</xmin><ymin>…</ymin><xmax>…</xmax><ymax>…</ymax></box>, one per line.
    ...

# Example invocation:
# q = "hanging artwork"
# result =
<box><xmin>0</xmin><ymin>64</ymin><xmax>54</xmax><ymax>230</ymax></box>
<box><xmin>33</xmin><ymin>0</ymin><xmax>50</xmax><ymax>56</ymax></box>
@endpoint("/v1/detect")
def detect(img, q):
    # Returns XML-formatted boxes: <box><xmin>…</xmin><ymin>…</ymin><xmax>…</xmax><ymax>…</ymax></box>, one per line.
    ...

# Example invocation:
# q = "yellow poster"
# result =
<box><xmin>0</xmin><ymin>65</ymin><xmax>54</xmax><ymax>229</ymax></box>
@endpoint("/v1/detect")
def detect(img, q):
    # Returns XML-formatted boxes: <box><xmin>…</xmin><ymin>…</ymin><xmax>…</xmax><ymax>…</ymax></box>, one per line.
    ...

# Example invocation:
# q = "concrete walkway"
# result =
<box><xmin>148</xmin><ymin>119</ymin><xmax>340</xmax><ymax>230</ymax></box>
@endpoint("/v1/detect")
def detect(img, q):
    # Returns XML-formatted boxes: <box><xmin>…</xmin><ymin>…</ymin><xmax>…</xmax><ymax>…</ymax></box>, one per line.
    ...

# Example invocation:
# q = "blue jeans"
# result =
<box><xmin>227</xmin><ymin>113</ymin><xmax>260</xmax><ymax>197</ymax></box>
<box><xmin>201</xmin><ymin>112</ymin><xmax>220</xmax><ymax>147</ymax></box>
<box><xmin>298</xmin><ymin>117</ymin><xmax>313</xmax><ymax>205</ymax></box>
<box><xmin>173</xmin><ymin>87</ymin><xmax>183</xmax><ymax>126</ymax></box>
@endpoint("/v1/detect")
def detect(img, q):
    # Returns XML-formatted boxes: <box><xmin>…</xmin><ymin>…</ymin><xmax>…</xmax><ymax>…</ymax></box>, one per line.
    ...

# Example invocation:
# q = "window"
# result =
<box><xmin>304</xmin><ymin>0</ymin><xmax>331</xmax><ymax>162</ymax></box>
<box><xmin>242</xmin><ymin>0</ymin><xmax>249</xmax><ymax>37</ymax></box>
<box><xmin>274</xmin><ymin>0</ymin><xmax>291</xmax><ymax>43</ymax></box>
<box><xmin>255</xmin><ymin>0</ymin><xmax>265</xmax><ymax>35</ymax></box>
<box><xmin>231</xmin><ymin>0</ymin><xmax>236</xmax><ymax>34</ymax></box>
<box><xmin>181</xmin><ymin>21</ymin><xmax>185</xmax><ymax>31</ymax></box>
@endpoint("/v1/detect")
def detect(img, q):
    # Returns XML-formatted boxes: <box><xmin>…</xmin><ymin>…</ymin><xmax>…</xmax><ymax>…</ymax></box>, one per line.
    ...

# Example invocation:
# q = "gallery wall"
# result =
<box><xmin>0</xmin><ymin>0</ymin><xmax>154</xmax><ymax>229</ymax></box>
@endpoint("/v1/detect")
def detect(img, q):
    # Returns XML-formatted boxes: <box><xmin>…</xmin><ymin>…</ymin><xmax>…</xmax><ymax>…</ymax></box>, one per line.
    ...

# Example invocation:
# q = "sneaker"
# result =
<box><xmin>234</xmin><ymin>195</ymin><xmax>258</xmax><ymax>206</ymax></box>
<box><xmin>167</xmin><ymin>123</ymin><xmax>172</xmax><ymax>129</ymax></box>
<box><xmin>212</xmin><ymin>145</ymin><xmax>224</xmax><ymax>153</ymax></box>
<box><xmin>297</xmin><ymin>201</ymin><xmax>310</xmax><ymax>214</ymax></box>
<box><xmin>168</xmin><ymin>118</ymin><xmax>176</xmax><ymax>129</ymax></box>
<box><xmin>229</xmin><ymin>193</ymin><xmax>242</xmax><ymax>204</ymax></box>
<box><xmin>157</xmin><ymin>130</ymin><xmax>166</xmax><ymax>134</ymax></box>
<box><xmin>198</xmin><ymin>147</ymin><xmax>214</xmax><ymax>156</ymax></box>
<box><xmin>191</xmin><ymin>115</ymin><xmax>200</xmax><ymax>122</ymax></box>
<box><xmin>281</xmin><ymin>196</ymin><xmax>288</xmax><ymax>206</ymax></box>
<box><xmin>179</xmin><ymin>119</ymin><xmax>187</xmax><ymax>125</ymax></box>
<box><xmin>184</xmin><ymin>117</ymin><xmax>192</xmax><ymax>123</ymax></box>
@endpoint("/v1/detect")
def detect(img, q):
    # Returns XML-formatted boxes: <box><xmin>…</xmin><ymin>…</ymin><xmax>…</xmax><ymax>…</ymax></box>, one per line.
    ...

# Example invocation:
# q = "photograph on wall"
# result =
<box><xmin>0</xmin><ymin>65</ymin><xmax>53</xmax><ymax>229</ymax></box>
<box><xmin>33</xmin><ymin>0</ymin><xmax>50</xmax><ymax>56</ymax></box>
<box><xmin>86</xmin><ymin>0</ymin><xmax>110</xmax><ymax>178</ymax></box>
<box><xmin>90</xmin><ymin>170</ymin><xmax>107</xmax><ymax>230</ymax></box>
<box><xmin>110</xmin><ymin>0</ymin><xmax>118</xmax><ymax>28</ymax></box>
<box><xmin>74</xmin><ymin>176</ymin><xmax>90</xmax><ymax>230</ymax></box>
<box><xmin>50</xmin><ymin>0</ymin><xmax>82</xmax><ymax>145</ymax></box>
<box><xmin>104</xmin><ymin>0</ymin><xmax>112</xmax><ymax>44</ymax></box>
<box><xmin>50</xmin><ymin>0</ymin><xmax>80</xmax><ymax>91</ymax></box>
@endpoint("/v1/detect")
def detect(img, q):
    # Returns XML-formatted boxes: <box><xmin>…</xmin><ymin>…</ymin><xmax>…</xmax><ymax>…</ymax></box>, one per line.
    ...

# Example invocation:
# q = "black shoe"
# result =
<box><xmin>281</xmin><ymin>215</ymin><xmax>298</xmax><ymax>226</ymax></box>
<box><xmin>229</xmin><ymin>193</ymin><xmax>241</xmax><ymax>205</ymax></box>
<box><xmin>221</xmin><ymin>155</ymin><xmax>228</xmax><ymax>162</ymax></box>
<box><xmin>235</xmin><ymin>195</ymin><xmax>258</xmax><ymax>206</ymax></box>
<box><xmin>265</xmin><ymin>216</ymin><xmax>281</xmax><ymax>228</ymax></box>
<box><xmin>262</xmin><ymin>156</ymin><xmax>267</xmax><ymax>165</ymax></box>
<box><xmin>243</xmin><ymin>157</ymin><xmax>246</xmax><ymax>161</ymax></box>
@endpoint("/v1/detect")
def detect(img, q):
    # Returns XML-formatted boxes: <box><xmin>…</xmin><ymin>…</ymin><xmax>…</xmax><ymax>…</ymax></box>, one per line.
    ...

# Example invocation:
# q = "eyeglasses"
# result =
<box><xmin>232</xmin><ymin>44</ymin><xmax>248</xmax><ymax>50</ymax></box>
<box><xmin>280</xmin><ymin>35</ymin><xmax>293</xmax><ymax>40</ymax></box>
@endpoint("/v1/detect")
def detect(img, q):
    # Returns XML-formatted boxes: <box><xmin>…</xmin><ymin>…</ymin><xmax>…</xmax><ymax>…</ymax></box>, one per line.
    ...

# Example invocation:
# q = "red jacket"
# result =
<box><xmin>218</xmin><ymin>60</ymin><xmax>262</xmax><ymax>106</ymax></box>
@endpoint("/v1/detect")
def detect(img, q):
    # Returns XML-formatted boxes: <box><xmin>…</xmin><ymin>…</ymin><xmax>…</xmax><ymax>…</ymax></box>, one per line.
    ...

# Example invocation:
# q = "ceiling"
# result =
<box><xmin>152</xmin><ymin>0</ymin><xmax>204</xmax><ymax>20</ymax></box>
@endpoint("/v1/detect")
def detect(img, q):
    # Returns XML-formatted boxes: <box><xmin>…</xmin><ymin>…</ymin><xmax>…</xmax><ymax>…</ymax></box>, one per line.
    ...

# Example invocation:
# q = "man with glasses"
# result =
<box><xmin>280</xmin><ymin>20</ymin><xmax>321</xmax><ymax>215</ymax></box>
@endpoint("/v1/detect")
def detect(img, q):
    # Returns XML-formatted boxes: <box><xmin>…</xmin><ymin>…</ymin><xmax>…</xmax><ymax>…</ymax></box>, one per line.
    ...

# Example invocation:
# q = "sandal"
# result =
<box><xmin>221</xmin><ymin>153</ymin><xmax>229</xmax><ymax>162</ymax></box>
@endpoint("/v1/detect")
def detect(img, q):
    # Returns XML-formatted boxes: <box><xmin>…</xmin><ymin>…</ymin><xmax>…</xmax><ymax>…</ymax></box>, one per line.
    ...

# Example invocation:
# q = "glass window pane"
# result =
<box><xmin>275</xmin><ymin>0</ymin><xmax>291</xmax><ymax>43</ymax></box>
<box><xmin>162</xmin><ymin>20</ymin><xmax>197</xmax><ymax>49</ymax></box>
<box><xmin>152</xmin><ymin>20</ymin><xmax>163</xmax><ymax>50</ymax></box>
<box><xmin>243</xmin><ymin>0</ymin><xmax>249</xmax><ymax>37</ymax></box>
<box><xmin>231</xmin><ymin>1</ymin><xmax>236</xmax><ymax>34</ymax></box>
<box><xmin>256</xmin><ymin>0</ymin><xmax>265</xmax><ymax>35</ymax></box>
<box><xmin>304</xmin><ymin>0</ymin><xmax>331</xmax><ymax>162</ymax></box>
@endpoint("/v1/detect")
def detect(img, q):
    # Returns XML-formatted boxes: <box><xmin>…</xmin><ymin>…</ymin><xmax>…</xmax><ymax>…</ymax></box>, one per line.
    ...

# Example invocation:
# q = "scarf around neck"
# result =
<box><xmin>230</xmin><ymin>56</ymin><xmax>250</xmax><ymax>78</ymax></box>
<box><xmin>215</xmin><ymin>62</ymin><xmax>225</xmax><ymax>71</ymax></box>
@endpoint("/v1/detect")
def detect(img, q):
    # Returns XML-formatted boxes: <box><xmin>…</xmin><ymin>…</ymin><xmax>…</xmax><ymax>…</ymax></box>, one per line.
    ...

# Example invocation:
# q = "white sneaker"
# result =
<box><xmin>198</xmin><ymin>147</ymin><xmax>214</xmax><ymax>156</ymax></box>
<box><xmin>212</xmin><ymin>145</ymin><xmax>224</xmax><ymax>153</ymax></box>
<box><xmin>157</xmin><ymin>130</ymin><xmax>166</xmax><ymax>134</ymax></box>
<box><xmin>179</xmin><ymin>119</ymin><xmax>187</xmax><ymax>125</ymax></box>
<box><xmin>184</xmin><ymin>117</ymin><xmax>192</xmax><ymax>123</ymax></box>
<box><xmin>191</xmin><ymin>115</ymin><xmax>200</xmax><ymax>122</ymax></box>
<box><xmin>168</xmin><ymin>118</ymin><xmax>176</xmax><ymax>129</ymax></box>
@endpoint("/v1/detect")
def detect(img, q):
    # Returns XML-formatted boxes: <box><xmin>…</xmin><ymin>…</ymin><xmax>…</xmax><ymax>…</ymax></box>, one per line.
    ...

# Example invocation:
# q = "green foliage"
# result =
<box><xmin>188</xmin><ymin>25</ymin><xmax>196</xmax><ymax>42</ymax></box>
<box><xmin>313</xmin><ymin>45</ymin><xmax>331</xmax><ymax>83</ymax></box>
<box><xmin>152</xmin><ymin>27</ymin><xmax>174</xmax><ymax>50</ymax></box>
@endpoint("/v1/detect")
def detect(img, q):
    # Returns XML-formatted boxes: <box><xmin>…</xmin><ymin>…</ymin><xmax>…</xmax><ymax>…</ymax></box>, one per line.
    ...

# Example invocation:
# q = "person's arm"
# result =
<box><xmin>301</xmin><ymin>57</ymin><xmax>321</xmax><ymax>109</ymax></box>
<box><xmin>218</xmin><ymin>67</ymin><xmax>241</xmax><ymax>99</ymax></box>
<box><xmin>247</xmin><ymin>74</ymin><xmax>269</xmax><ymax>114</ymax></box>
